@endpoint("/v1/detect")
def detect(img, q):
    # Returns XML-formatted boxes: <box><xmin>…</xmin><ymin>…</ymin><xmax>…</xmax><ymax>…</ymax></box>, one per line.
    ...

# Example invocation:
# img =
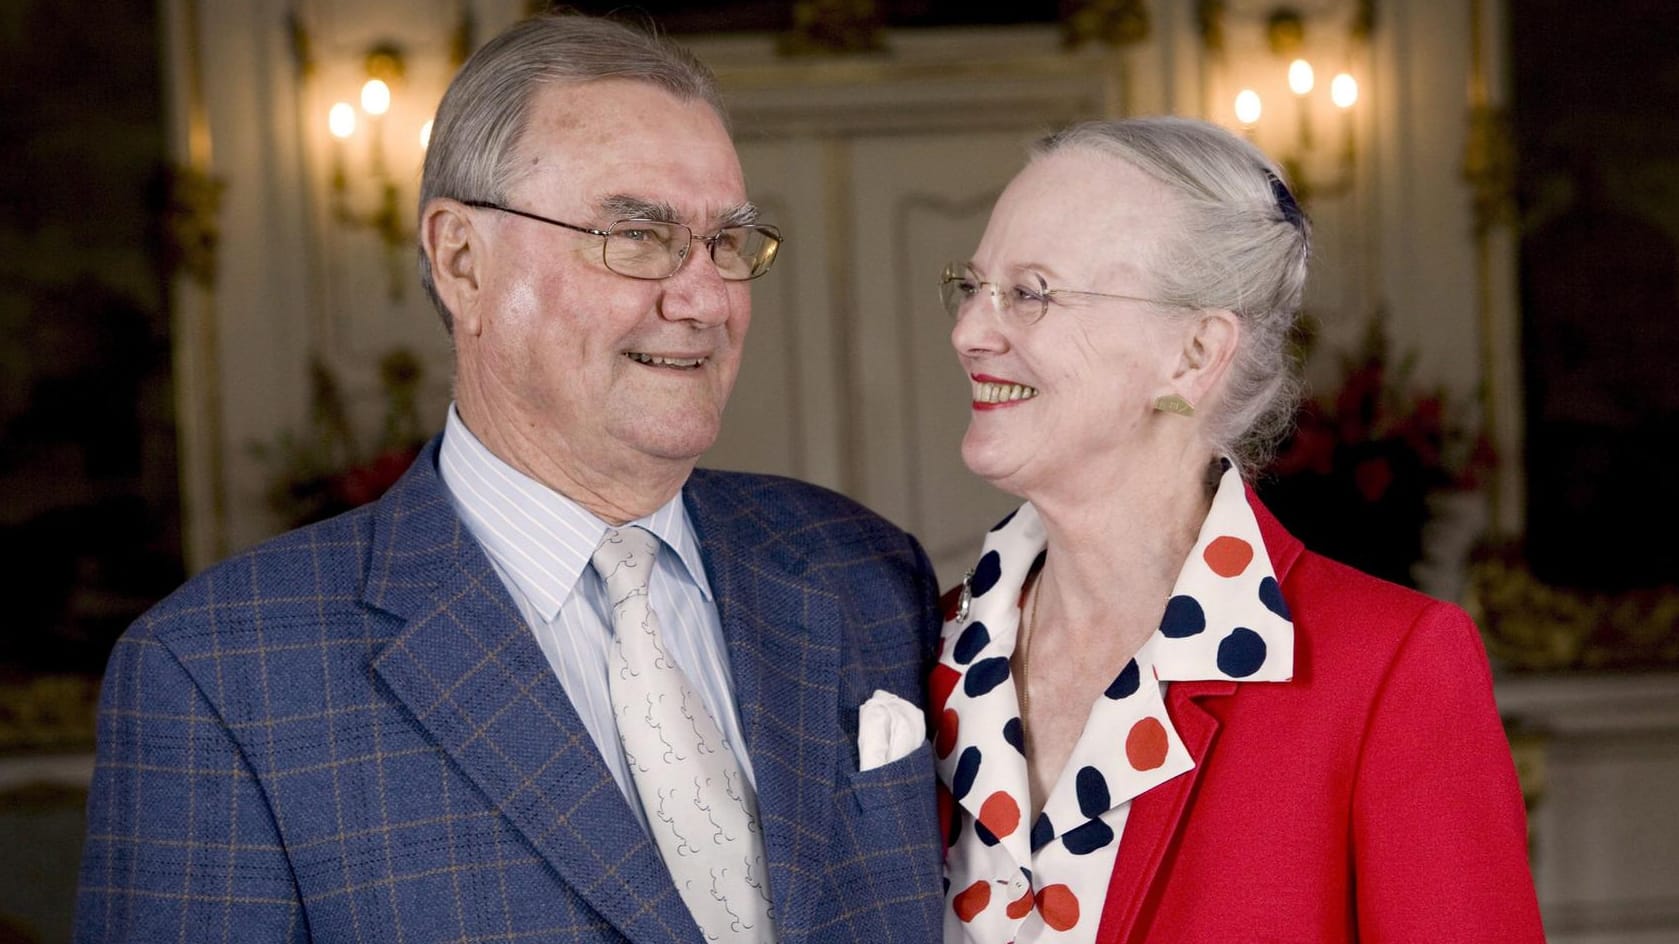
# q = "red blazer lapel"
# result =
<box><xmin>1094</xmin><ymin>680</ymin><xmax>1235</xmax><ymax>944</ymax></box>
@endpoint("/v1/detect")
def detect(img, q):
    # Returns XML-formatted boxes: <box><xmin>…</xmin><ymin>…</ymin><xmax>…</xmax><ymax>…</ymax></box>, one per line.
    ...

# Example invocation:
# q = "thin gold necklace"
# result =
<box><xmin>1018</xmin><ymin>575</ymin><xmax>1043</xmax><ymax>717</ymax></box>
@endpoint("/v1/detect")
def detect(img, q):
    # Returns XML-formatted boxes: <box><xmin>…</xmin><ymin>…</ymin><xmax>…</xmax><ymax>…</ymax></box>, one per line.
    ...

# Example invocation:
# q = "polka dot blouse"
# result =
<box><xmin>931</xmin><ymin>462</ymin><xmax>1296</xmax><ymax>943</ymax></box>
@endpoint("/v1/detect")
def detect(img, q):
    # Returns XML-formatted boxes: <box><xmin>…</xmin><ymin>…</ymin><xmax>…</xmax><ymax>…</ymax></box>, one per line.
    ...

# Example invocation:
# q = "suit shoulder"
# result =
<box><xmin>133</xmin><ymin>505</ymin><xmax>379</xmax><ymax>652</ymax></box>
<box><xmin>689</xmin><ymin>469</ymin><xmax>912</xmax><ymax>538</ymax></box>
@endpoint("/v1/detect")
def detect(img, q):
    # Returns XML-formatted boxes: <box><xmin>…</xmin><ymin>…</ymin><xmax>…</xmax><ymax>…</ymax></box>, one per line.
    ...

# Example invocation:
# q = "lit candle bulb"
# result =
<box><xmin>328</xmin><ymin>102</ymin><xmax>357</xmax><ymax>140</ymax></box>
<box><xmin>360</xmin><ymin>79</ymin><xmax>391</xmax><ymax>178</ymax></box>
<box><xmin>1331</xmin><ymin>73</ymin><xmax>1359</xmax><ymax>109</ymax></box>
<box><xmin>419</xmin><ymin>119</ymin><xmax>433</xmax><ymax>150</ymax></box>
<box><xmin>360</xmin><ymin>79</ymin><xmax>391</xmax><ymax>116</ymax></box>
<box><xmin>1288</xmin><ymin>59</ymin><xmax>1315</xmax><ymax>97</ymax></box>
<box><xmin>327</xmin><ymin>102</ymin><xmax>355</xmax><ymax>207</ymax></box>
<box><xmin>1235</xmin><ymin>89</ymin><xmax>1262</xmax><ymax>132</ymax></box>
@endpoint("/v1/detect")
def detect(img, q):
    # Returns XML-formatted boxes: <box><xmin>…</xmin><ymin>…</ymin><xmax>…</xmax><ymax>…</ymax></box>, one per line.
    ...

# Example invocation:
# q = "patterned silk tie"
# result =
<box><xmin>590</xmin><ymin>526</ymin><xmax>776</xmax><ymax>943</ymax></box>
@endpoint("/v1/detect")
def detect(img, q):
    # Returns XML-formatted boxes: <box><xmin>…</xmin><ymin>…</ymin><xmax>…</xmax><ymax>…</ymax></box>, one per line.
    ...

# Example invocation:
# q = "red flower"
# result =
<box><xmin>330</xmin><ymin>445</ymin><xmax>420</xmax><ymax>508</ymax></box>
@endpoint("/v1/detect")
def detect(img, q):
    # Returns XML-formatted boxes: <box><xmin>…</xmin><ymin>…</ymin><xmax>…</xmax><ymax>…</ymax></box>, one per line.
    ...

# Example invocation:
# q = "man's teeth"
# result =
<box><xmin>627</xmin><ymin>352</ymin><xmax>704</xmax><ymax>368</ymax></box>
<box><xmin>973</xmin><ymin>380</ymin><xmax>1039</xmax><ymax>403</ymax></box>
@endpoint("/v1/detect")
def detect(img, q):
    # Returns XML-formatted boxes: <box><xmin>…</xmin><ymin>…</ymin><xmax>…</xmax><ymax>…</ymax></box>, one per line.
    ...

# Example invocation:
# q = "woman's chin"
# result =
<box><xmin>960</xmin><ymin>438</ymin><xmax>1031</xmax><ymax>496</ymax></box>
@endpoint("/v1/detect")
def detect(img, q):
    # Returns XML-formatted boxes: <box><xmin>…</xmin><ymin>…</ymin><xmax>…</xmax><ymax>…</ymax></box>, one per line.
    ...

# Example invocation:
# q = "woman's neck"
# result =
<box><xmin>1026</xmin><ymin>451</ymin><xmax>1216</xmax><ymax>654</ymax></box>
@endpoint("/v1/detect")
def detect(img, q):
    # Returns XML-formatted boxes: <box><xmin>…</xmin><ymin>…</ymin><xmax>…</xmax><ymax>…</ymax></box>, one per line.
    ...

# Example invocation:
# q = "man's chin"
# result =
<box><xmin>617</xmin><ymin>418</ymin><xmax>722</xmax><ymax>465</ymax></box>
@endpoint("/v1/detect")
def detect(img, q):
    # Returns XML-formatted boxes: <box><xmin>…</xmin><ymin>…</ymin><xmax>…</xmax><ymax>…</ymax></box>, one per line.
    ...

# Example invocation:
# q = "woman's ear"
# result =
<box><xmin>1171</xmin><ymin>308</ymin><xmax>1242</xmax><ymax>407</ymax></box>
<box><xmin>421</xmin><ymin>198</ymin><xmax>483</xmax><ymax>335</ymax></box>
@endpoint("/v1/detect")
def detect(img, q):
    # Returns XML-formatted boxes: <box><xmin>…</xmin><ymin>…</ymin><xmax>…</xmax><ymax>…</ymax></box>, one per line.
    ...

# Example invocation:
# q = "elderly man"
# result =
<box><xmin>75</xmin><ymin>12</ymin><xmax>943</xmax><ymax>943</ymax></box>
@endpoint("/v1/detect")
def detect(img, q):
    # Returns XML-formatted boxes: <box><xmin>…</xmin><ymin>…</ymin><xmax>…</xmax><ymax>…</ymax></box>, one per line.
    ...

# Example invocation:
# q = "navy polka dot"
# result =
<box><xmin>1104</xmin><ymin>659</ymin><xmax>1141</xmax><ymax>700</ymax></box>
<box><xmin>952</xmin><ymin>746</ymin><xmax>982</xmax><ymax>800</ymax></box>
<box><xmin>964</xmin><ymin>656</ymin><xmax>1012</xmax><ymax>697</ymax></box>
<box><xmin>975</xmin><ymin>819</ymin><xmax>1000</xmax><ymax>847</ymax></box>
<box><xmin>953</xmin><ymin>621</ymin><xmax>991</xmax><ymax>665</ymax></box>
<box><xmin>969</xmin><ymin>551</ymin><xmax>1002</xmax><ymax>597</ymax></box>
<box><xmin>1062</xmin><ymin>818</ymin><xmax>1115</xmax><ymax>855</ymax></box>
<box><xmin>942</xmin><ymin>876</ymin><xmax>950</xmax><ymax>895</ymax></box>
<box><xmin>989</xmin><ymin>509</ymin><xmax>1017</xmax><ymax>532</ymax></box>
<box><xmin>1259</xmin><ymin>576</ymin><xmax>1291</xmax><ymax>620</ymax></box>
<box><xmin>948</xmin><ymin>806</ymin><xmax>964</xmax><ymax>847</ymax></box>
<box><xmin>1217</xmin><ymin>627</ymin><xmax>1268</xmax><ymax>678</ymax></box>
<box><xmin>1075</xmin><ymin>766</ymin><xmax>1110</xmax><ymax>818</ymax></box>
<box><xmin>1030</xmin><ymin>813</ymin><xmax>1054</xmax><ymax>852</ymax></box>
<box><xmin>1003</xmin><ymin>717</ymin><xmax>1025</xmax><ymax>755</ymax></box>
<box><xmin>1160</xmin><ymin>595</ymin><xmax>1207</xmax><ymax>638</ymax></box>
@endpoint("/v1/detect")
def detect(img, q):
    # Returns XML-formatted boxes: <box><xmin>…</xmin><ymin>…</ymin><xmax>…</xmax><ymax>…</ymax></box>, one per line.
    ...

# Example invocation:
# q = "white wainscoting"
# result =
<box><xmin>1497</xmin><ymin>671</ymin><xmax>1679</xmax><ymax>944</ymax></box>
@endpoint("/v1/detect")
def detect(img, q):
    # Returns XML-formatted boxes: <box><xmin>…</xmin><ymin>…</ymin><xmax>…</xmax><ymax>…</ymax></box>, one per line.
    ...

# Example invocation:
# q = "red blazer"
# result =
<box><xmin>1090</xmin><ymin>494</ymin><xmax>1545</xmax><ymax>943</ymax></box>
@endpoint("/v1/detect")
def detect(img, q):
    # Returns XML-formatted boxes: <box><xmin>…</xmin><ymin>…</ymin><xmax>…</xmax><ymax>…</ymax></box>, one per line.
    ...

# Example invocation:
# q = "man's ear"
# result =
<box><xmin>1171</xmin><ymin>308</ymin><xmax>1242</xmax><ymax>407</ymax></box>
<box><xmin>422</xmin><ymin>198</ymin><xmax>483</xmax><ymax>335</ymax></box>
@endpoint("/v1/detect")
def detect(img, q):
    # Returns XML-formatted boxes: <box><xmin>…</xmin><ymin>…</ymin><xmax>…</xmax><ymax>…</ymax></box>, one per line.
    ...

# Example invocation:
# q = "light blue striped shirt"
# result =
<box><xmin>437</xmin><ymin>405</ymin><xmax>755</xmax><ymax>834</ymax></box>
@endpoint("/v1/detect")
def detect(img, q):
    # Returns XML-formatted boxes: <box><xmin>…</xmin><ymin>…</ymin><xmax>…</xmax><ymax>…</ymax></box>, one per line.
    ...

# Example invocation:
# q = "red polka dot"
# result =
<box><xmin>930</xmin><ymin>664</ymin><xmax>960</xmax><ymax>717</ymax></box>
<box><xmin>1125</xmin><ymin>717</ymin><xmax>1169</xmax><ymax>771</ymax></box>
<box><xmin>978</xmin><ymin>790</ymin><xmax>1021</xmax><ymax>839</ymax></box>
<box><xmin>1203</xmin><ymin>535</ymin><xmax>1255</xmax><ymax>577</ymax></box>
<box><xmin>936</xmin><ymin>708</ymin><xmax>960</xmax><ymax>758</ymax></box>
<box><xmin>1038</xmin><ymin>884</ymin><xmax>1080</xmax><ymax>931</ymax></box>
<box><xmin>1006</xmin><ymin>886</ymin><xmax>1035</xmax><ymax>919</ymax></box>
<box><xmin>953</xmin><ymin>880</ymin><xmax>991</xmax><ymax>922</ymax></box>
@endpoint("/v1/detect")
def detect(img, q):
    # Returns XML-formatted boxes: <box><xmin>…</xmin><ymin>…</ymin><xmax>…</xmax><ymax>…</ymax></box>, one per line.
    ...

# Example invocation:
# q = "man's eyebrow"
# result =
<box><xmin>717</xmin><ymin>203</ymin><xmax>760</xmax><ymax>227</ymax></box>
<box><xmin>600</xmin><ymin>195</ymin><xmax>679</xmax><ymax>223</ymax></box>
<box><xmin>598</xmin><ymin>194</ymin><xmax>761</xmax><ymax>228</ymax></box>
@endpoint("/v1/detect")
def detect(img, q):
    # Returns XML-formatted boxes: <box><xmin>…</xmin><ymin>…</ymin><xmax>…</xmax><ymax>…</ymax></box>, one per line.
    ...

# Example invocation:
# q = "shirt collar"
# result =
<box><xmin>438</xmin><ymin>404</ymin><xmax>713</xmax><ymax>622</ymax></box>
<box><xmin>952</xmin><ymin>459</ymin><xmax>1293</xmax><ymax>685</ymax></box>
<box><xmin>1150</xmin><ymin>459</ymin><xmax>1295</xmax><ymax>681</ymax></box>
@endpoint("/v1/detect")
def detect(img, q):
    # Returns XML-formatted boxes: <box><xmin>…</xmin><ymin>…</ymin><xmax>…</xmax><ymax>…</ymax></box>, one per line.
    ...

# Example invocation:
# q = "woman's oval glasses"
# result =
<box><xmin>939</xmin><ymin>261</ymin><xmax>1194</xmax><ymax>325</ymax></box>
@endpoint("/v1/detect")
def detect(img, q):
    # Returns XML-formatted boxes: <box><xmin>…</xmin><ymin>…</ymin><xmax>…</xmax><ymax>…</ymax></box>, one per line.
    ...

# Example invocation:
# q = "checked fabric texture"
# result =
<box><xmin>592</xmin><ymin>526</ymin><xmax>776</xmax><ymax>943</ymax></box>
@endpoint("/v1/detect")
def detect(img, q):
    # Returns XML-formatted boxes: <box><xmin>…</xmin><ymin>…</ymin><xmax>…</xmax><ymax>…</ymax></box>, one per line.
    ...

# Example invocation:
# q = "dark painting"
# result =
<box><xmin>1511</xmin><ymin>0</ymin><xmax>1679</xmax><ymax>593</ymax></box>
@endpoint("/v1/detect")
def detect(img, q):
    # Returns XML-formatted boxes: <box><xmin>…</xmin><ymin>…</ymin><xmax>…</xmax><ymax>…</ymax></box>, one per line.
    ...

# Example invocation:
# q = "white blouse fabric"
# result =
<box><xmin>933</xmin><ymin>463</ymin><xmax>1296</xmax><ymax>943</ymax></box>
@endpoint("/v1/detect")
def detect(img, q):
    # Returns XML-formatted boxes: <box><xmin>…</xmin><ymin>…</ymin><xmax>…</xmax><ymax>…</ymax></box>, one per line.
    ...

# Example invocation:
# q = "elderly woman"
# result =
<box><xmin>930</xmin><ymin>117</ymin><xmax>1544</xmax><ymax>943</ymax></box>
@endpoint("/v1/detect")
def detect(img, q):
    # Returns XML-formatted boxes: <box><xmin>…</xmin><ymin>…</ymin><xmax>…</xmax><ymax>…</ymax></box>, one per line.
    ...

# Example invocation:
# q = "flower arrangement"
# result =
<box><xmin>1257</xmin><ymin>314</ymin><xmax>1496</xmax><ymax>588</ymax></box>
<box><xmin>252</xmin><ymin>347</ymin><xmax>429</xmax><ymax>530</ymax></box>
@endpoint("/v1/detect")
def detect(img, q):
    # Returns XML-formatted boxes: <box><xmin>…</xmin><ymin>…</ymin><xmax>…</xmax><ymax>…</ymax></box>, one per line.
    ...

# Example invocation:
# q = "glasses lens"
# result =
<box><xmin>710</xmin><ymin>225</ymin><xmax>781</xmax><ymax>281</ymax></box>
<box><xmin>602</xmin><ymin>220</ymin><xmax>686</xmax><ymax>278</ymax></box>
<box><xmin>939</xmin><ymin>264</ymin><xmax>981</xmax><ymax>318</ymax></box>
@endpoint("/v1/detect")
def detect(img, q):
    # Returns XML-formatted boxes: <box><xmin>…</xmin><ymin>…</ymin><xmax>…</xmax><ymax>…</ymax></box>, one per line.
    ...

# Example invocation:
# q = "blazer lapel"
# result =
<box><xmin>684</xmin><ymin>472</ymin><xmax>843</xmax><ymax>939</ymax></box>
<box><xmin>364</xmin><ymin>443</ymin><xmax>701</xmax><ymax>944</ymax></box>
<box><xmin>1094</xmin><ymin>680</ymin><xmax>1235</xmax><ymax>944</ymax></box>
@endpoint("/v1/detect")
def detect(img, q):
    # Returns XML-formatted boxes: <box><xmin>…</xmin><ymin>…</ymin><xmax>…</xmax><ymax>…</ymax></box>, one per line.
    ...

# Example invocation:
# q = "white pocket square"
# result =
<box><xmin>857</xmin><ymin>689</ymin><xmax>925</xmax><ymax>771</ymax></box>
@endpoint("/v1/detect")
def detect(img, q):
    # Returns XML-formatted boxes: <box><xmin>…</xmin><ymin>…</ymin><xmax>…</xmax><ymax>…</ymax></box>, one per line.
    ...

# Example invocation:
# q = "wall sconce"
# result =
<box><xmin>321</xmin><ymin>42</ymin><xmax>427</xmax><ymax>300</ymax></box>
<box><xmin>1219</xmin><ymin>5</ymin><xmax>1368</xmax><ymax>206</ymax></box>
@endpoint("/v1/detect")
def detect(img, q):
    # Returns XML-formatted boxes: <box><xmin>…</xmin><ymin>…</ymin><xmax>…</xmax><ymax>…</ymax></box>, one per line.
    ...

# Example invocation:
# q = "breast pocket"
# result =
<box><xmin>849</xmin><ymin>739</ymin><xmax>935</xmax><ymax>811</ymax></box>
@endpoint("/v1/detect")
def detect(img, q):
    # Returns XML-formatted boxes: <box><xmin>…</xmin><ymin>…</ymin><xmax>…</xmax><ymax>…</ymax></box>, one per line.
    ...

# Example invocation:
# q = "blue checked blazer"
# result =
<box><xmin>75</xmin><ymin>438</ymin><xmax>945</xmax><ymax>943</ymax></box>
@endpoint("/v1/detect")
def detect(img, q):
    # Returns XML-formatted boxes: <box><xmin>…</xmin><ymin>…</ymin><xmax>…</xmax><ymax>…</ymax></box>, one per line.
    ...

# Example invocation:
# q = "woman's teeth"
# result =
<box><xmin>973</xmin><ymin>380</ymin><xmax>1038</xmax><ymax>403</ymax></box>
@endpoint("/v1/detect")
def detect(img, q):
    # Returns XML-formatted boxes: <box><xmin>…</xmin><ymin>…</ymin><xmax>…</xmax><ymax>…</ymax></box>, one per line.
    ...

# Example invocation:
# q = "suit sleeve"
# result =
<box><xmin>1350</xmin><ymin>603</ymin><xmax>1546</xmax><ymax>943</ymax></box>
<box><xmin>906</xmin><ymin>533</ymin><xmax>944</xmax><ymax>670</ymax></box>
<box><xmin>75</xmin><ymin>624</ymin><xmax>308</xmax><ymax>943</ymax></box>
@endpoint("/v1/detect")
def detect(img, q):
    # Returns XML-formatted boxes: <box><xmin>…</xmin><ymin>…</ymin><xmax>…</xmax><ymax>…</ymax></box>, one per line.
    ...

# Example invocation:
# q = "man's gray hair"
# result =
<box><xmin>417</xmin><ymin>12</ymin><xmax>725</xmax><ymax>330</ymax></box>
<box><xmin>1031</xmin><ymin>116</ymin><xmax>1313</xmax><ymax>477</ymax></box>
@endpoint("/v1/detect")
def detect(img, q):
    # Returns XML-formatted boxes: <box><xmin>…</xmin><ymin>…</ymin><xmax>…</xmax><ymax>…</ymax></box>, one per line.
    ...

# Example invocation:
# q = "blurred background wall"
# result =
<box><xmin>2</xmin><ymin>1</ymin><xmax>1676</xmax><ymax>941</ymax></box>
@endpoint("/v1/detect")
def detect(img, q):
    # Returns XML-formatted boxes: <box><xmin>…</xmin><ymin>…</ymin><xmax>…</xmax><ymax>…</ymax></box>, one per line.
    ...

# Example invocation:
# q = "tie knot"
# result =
<box><xmin>591</xmin><ymin>525</ymin><xmax>660</xmax><ymax>598</ymax></box>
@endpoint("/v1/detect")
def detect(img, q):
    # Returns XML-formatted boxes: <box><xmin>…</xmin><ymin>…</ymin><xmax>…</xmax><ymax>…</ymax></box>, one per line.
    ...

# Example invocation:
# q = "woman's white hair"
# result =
<box><xmin>1031</xmin><ymin>116</ymin><xmax>1312</xmax><ymax>477</ymax></box>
